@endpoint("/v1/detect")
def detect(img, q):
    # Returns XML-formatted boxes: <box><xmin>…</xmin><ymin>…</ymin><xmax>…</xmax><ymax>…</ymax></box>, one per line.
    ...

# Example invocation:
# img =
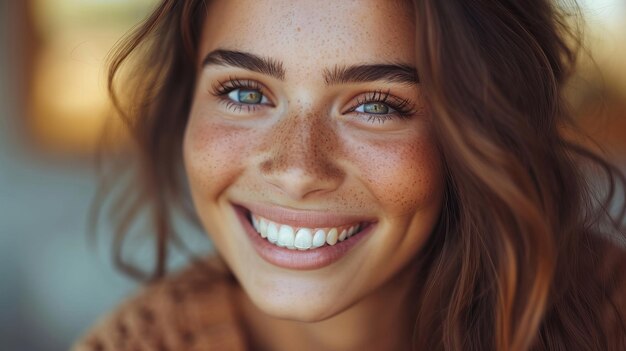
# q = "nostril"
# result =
<box><xmin>259</xmin><ymin>150</ymin><xmax>345</xmax><ymax>196</ymax></box>
<box><xmin>260</xmin><ymin>167</ymin><xmax>342</xmax><ymax>200</ymax></box>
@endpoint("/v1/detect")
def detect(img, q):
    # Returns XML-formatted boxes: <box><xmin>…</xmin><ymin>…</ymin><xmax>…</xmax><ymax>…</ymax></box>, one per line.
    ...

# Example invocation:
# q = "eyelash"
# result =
<box><xmin>211</xmin><ymin>77</ymin><xmax>268</xmax><ymax>113</ymax></box>
<box><xmin>210</xmin><ymin>78</ymin><xmax>416</xmax><ymax>123</ymax></box>
<box><xmin>345</xmin><ymin>89</ymin><xmax>415</xmax><ymax>123</ymax></box>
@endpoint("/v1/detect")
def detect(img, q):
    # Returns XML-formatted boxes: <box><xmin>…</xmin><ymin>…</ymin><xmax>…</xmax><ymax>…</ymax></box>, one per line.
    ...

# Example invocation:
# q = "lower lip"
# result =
<box><xmin>233</xmin><ymin>205</ymin><xmax>375</xmax><ymax>270</ymax></box>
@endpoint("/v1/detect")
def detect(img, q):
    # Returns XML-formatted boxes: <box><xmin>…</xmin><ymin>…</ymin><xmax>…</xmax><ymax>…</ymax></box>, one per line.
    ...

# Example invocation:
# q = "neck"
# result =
<box><xmin>236</xmin><ymin>263</ymin><xmax>420</xmax><ymax>351</ymax></box>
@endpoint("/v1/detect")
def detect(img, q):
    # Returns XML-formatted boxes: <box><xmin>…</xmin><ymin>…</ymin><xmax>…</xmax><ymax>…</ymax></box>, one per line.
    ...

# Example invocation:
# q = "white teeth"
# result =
<box><xmin>259</xmin><ymin>218</ymin><xmax>268</xmax><ymax>238</ymax></box>
<box><xmin>252</xmin><ymin>215</ymin><xmax>259</xmax><ymax>230</ymax></box>
<box><xmin>277</xmin><ymin>225</ymin><xmax>295</xmax><ymax>248</ymax></box>
<box><xmin>294</xmin><ymin>228</ymin><xmax>313</xmax><ymax>250</ymax></box>
<box><xmin>267</xmin><ymin>222</ymin><xmax>279</xmax><ymax>244</ymax></box>
<box><xmin>338</xmin><ymin>229</ymin><xmax>347</xmax><ymax>241</ymax></box>
<box><xmin>249</xmin><ymin>212</ymin><xmax>364</xmax><ymax>250</ymax></box>
<box><xmin>326</xmin><ymin>228</ymin><xmax>338</xmax><ymax>246</ymax></box>
<box><xmin>312</xmin><ymin>229</ymin><xmax>326</xmax><ymax>248</ymax></box>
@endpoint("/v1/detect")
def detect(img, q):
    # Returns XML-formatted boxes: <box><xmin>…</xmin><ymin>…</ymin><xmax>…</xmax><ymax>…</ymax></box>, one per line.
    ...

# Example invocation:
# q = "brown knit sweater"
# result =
<box><xmin>71</xmin><ymin>262</ymin><xmax>247</xmax><ymax>351</ymax></box>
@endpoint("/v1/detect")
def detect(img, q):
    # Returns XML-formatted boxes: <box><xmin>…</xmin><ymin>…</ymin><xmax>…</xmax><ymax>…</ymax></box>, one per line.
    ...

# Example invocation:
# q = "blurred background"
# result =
<box><xmin>0</xmin><ymin>0</ymin><xmax>624</xmax><ymax>350</ymax></box>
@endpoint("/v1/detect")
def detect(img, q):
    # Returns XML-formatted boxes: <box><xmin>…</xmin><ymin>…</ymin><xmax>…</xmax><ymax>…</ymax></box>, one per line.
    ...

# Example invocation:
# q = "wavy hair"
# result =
<box><xmin>93</xmin><ymin>0</ymin><xmax>626</xmax><ymax>349</ymax></box>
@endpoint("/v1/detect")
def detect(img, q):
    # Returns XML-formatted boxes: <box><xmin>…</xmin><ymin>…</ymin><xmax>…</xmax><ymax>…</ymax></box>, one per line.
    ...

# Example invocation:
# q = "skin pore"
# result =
<box><xmin>182</xmin><ymin>0</ymin><xmax>444</xmax><ymax>350</ymax></box>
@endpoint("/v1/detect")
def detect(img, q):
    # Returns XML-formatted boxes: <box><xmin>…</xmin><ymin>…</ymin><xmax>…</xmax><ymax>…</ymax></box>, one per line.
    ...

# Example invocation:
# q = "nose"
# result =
<box><xmin>258</xmin><ymin>113</ymin><xmax>344</xmax><ymax>200</ymax></box>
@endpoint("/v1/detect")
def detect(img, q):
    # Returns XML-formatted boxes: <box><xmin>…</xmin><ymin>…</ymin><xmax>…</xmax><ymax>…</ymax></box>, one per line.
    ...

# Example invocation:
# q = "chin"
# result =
<box><xmin>227</xmin><ymin>255</ymin><xmax>353</xmax><ymax>323</ymax></box>
<box><xmin>249</xmin><ymin>290</ymin><xmax>344</xmax><ymax>323</ymax></box>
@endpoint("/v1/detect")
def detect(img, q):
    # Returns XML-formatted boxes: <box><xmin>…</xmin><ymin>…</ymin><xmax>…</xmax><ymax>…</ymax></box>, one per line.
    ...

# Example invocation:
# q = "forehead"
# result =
<box><xmin>199</xmin><ymin>0</ymin><xmax>416</xmax><ymax>69</ymax></box>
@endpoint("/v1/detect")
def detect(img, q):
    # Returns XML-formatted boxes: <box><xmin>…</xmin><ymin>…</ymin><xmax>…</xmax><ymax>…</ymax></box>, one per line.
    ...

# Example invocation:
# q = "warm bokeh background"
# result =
<box><xmin>0</xmin><ymin>1</ymin><xmax>624</xmax><ymax>350</ymax></box>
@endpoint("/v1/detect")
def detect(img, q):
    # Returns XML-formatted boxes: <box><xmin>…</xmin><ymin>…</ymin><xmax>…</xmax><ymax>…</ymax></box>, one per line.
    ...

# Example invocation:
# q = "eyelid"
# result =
<box><xmin>211</xmin><ymin>77</ymin><xmax>275</xmax><ymax>103</ymax></box>
<box><xmin>210</xmin><ymin>76</ymin><xmax>276</xmax><ymax>113</ymax></box>
<box><xmin>343</xmin><ymin>90</ymin><xmax>415</xmax><ymax>117</ymax></box>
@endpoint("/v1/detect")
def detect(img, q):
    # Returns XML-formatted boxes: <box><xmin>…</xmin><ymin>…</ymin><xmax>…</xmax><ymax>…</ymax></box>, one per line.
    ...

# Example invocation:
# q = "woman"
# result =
<box><xmin>74</xmin><ymin>0</ymin><xmax>626</xmax><ymax>350</ymax></box>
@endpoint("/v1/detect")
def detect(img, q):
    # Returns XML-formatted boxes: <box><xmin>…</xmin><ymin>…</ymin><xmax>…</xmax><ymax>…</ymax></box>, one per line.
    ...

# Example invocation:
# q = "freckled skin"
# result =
<box><xmin>258</xmin><ymin>111</ymin><xmax>345</xmax><ymax>191</ymax></box>
<box><xmin>183</xmin><ymin>0</ymin><xmax>444</xmax><ymax>349</ymax></box>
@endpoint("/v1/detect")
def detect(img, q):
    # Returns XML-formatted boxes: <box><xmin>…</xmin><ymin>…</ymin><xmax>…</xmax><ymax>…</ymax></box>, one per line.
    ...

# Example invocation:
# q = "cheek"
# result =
<box><xmin>183</xmin><ymin>115</ymin><xmax>257</xmax><ymax>199</ymax></box>
<box><xmin>346</xmin><ymin>132</ymin><xmax>442</xmax><ymax>216</ymax></box>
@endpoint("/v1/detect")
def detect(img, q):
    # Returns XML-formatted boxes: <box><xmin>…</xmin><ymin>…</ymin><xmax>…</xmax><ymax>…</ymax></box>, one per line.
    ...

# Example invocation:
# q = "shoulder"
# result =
<box><xmin>71</xmin><ymin>259</ymin><xmax>247</xmax><ymax>351</ymax></box>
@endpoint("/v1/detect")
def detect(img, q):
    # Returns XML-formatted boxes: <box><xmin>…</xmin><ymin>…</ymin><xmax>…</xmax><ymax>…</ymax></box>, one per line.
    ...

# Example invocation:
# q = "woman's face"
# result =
<box><xmin>184</xmin><ymin>0</ymin><xmax>444</xmax><ymax>321</ymax></box>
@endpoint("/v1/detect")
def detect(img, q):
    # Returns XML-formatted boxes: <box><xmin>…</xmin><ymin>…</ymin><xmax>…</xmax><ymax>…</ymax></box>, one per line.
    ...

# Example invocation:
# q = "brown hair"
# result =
<box><xmin>94</xmin><ymin>0</ymin><xmax>626</xmax><ymax>350</ymax></box>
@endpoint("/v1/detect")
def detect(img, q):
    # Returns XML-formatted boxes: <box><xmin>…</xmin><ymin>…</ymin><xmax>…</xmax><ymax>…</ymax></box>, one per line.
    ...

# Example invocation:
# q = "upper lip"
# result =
<box><xmin>234</xmin><ymin>201</ymin><xmax>376</xmax><ymax>229</ymax></box>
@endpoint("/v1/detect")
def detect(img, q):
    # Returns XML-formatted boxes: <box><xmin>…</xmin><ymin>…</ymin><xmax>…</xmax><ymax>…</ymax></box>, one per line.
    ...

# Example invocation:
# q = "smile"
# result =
<box><xmin>249</xmin><ymin>214</ymin><xmax>365</xmax><ymax>250</ymax></box>
<box><xmin>233</xmin><ymin>202</ymin><xmax>376</xmax><ymax>270</ymax></box>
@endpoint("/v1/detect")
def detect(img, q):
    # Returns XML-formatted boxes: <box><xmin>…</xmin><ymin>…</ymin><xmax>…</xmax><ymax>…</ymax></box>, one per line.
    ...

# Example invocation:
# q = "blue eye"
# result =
<box><xmin>227</xmin><ymin>89</ymin><xmax>269</xmax><ymax>105</ymax></box>
<box><xmin>355</xmin><ymin>102</ymin><xmax>395</xmax><ymax>115</ymax></box>
<box><xmin>347</xmin><ymin>91</ymin><xmax>416</xmax><ymax>125</ymax></box>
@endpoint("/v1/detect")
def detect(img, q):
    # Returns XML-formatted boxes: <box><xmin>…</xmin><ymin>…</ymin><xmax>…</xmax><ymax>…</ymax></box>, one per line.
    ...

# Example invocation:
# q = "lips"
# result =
<box><xmin>232</xmin><ymin>203</ymin><xmax>376</xmax><ymax>270</ymax></box>
<box><xmin>240</xmin><ymin>201</ymin><xmax>376</xmax><ymax>228</ymax></box>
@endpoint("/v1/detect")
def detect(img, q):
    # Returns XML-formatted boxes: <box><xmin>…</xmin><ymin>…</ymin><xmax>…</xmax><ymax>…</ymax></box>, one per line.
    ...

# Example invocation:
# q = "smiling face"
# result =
<box><xmin>183</xmin><ymin>0</ymin><xmax>444</xmax><ymax>321</ymax></box>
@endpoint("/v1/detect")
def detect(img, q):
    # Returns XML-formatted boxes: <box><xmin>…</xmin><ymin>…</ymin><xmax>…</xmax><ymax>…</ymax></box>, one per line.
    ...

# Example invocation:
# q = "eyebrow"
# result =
<box><xmin>324</xmin><ymin>64</ymin><xmax>419</xmax><ymax>86</ymax></box>
<box><xmin>202</xmin><ymin>49</ymin><xmax>419</xmax><ymax>85</ymax></box>
<box><xmin>202</xmin><ymin>49</ymin><xmax>286</xmax><ymax>80</ymax></box>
